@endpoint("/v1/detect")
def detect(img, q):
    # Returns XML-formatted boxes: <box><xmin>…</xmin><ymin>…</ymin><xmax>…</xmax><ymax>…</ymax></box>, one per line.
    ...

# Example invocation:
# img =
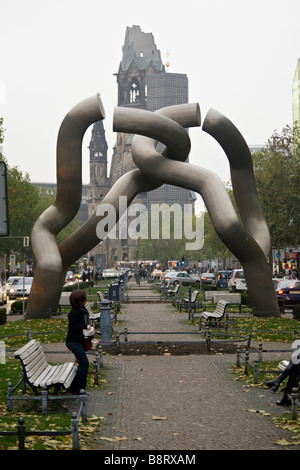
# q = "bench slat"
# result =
<box><xmin>14</xmin><ymin>339</ymin><xmax>38</xmax><ymax>358</ymax></box>
<box><xmin>46</xmin><ymin>364</ymin><xmax>68</xmax><ymax>387</ymax></box>
<box><xmin>25</xmin><ymin>354</ymin><xmax>48</xmax><ymax>379</ymax></box>
<box><xmin>14</xmin><ymin>340</ymin><xmax>41</xmax><ymax>360</ymax></box>
<box><xmin>33</xmin><ymin>365</ymin><xmax>54</xmax><ymax>388</ymax></box>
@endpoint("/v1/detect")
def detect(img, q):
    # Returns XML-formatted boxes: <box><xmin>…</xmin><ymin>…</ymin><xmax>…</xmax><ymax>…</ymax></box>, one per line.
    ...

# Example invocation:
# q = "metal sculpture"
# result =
<box><xmin>26</xmin><ymin>94</ymin><xmax>280</xmax><ymax>318</ymax></box>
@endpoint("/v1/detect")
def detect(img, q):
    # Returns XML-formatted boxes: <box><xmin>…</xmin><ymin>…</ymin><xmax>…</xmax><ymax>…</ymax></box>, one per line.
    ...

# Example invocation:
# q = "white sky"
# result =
<box><xmin>0</xmin><ymin>0</ymin><xmax>299</xmax><ymax>213</ymax></box>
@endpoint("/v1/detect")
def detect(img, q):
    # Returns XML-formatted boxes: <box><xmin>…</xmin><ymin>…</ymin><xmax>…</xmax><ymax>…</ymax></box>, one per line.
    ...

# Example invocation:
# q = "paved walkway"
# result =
<box><xmin>85</xmin><ymin>281</ymin><xmax>300</xmax><ymax>451</ymax></box>
<box><xmin>18</xmin><ymin>281</ymin><xmax>300</xmax><ymax>451</ymax></box>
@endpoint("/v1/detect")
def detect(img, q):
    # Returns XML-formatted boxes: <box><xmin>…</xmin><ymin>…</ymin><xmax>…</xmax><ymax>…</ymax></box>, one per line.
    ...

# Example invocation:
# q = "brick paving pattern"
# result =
<box><xmin>85</xmin><ymin>281</ymin><xmax>300</xmax><ymax>451</ymax></box>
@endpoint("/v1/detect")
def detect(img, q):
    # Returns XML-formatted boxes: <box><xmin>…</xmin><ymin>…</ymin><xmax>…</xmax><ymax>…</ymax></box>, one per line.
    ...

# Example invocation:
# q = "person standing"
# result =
<box><xmin>65</xmin><ymin>290</ymin><xmax>91</xmax><ymax>393</ymax></box>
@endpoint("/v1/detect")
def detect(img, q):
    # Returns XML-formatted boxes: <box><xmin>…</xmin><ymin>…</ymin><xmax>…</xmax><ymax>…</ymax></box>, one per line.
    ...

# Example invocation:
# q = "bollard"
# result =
<box><xmin>71</xmin><ymin>412</ymin><xmax>79</xmax><ymax>450</ymax></box>
<box><xmin>244</xmin><ymin>351</ymin><xmax>249</xmax><ymax>375</ymax></box>
<box><xmin>236</xmin><ymin>349</ymin><xmax>241</xmax><ymax>368</ymax></box>
<box><xmin>246</xmin><ymin>333</ymin><xmax>252</xmax><ymax>349</ymax></box>
<box><xmin>79</xmin><ymin>390</ymin><xmax>87</xmax><ymax>422</ymax></box>
<box><xmin>41</xmin><ymin>387</ymin><xmax>48</xmax><ymax>414</ymax></box>
<box><xmin>124</xmin><ymin>327</ymin><xmax>128</xmax><ymax>342</ymax></box>
<box><xmin>7</xmin><ymin>382</ymin><xmax>13</xmax><ymax>411</ymax></box>
<box><xmin>120</xmin><ymin>279</ymin><xmax>124</xmax><ymax>301</ymax></box>
<box><xmin>100</xmin><ymin>299</ymin><xmax>111</xmax><ymax>343</ymax></box>
<box><xmin>17</xmin><ymin>417</ymin><xmax>26</xmax><ymax>451</ymax></box>
<box><xmin>258</xmin><ymin>343</ymin><xmax>263</xmax><ymax>362</ymax></box>
<box><xmin>188</xmin><ymin>286</ymin><xmax>192</xmax><ymax>320</ymax></box>
<box><xmin>253</xmin><ymin>359</ymin><xmax>259</xmax><ymax>384</ymax></box>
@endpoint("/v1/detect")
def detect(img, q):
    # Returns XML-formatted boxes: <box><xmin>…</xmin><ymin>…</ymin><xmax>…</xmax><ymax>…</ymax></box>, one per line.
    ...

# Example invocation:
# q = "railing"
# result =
<box><xmin>0</xmin><ymin>412</ymin><xmax>83</xmax><ymax>450</ymax></box>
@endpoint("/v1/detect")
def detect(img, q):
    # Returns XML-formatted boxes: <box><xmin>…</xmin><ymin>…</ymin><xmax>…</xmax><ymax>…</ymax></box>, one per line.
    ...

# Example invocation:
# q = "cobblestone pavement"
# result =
<box><xmin>85</xmin><ymin>282</ymin><xmax>300</xmax><ymax>451</ymax></box>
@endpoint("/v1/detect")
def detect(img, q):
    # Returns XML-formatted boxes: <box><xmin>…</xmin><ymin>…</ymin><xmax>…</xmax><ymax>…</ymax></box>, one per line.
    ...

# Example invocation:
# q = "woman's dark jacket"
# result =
<box><xmin>66</xmin><ymin>306</ymin><xmax>90</xmax><ymax>345</ymax></box>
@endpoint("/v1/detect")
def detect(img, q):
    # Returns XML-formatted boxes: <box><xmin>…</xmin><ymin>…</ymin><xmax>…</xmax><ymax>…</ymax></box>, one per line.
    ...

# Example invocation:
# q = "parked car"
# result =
<box><xmin>276</xmin><ymin>279</ymin><xmax>300</xmax><ymax>310</ymax></box>
<box><xmin>228</xmin><ymin>269</ymin><xmax>247</xmax><ymax>291</ymax></box>
<box><xmin>102</xmin><ymin>269</ymin><xmax>119</xmax><ymax>279</ymax></box>
<box><xmin>200</xmin><ymin>272</ymin><xmax>215</xmax><ymax>284</ymax></box>
<box><xmin>164</xmin><ymin>271</ymin><xmax>200</xmax><ymax>285</ymax></box>
<box><xmin>0</xmin><ymin>281</ymin><xmax>7</xmax><ymax>304</ymax></box>
<box><xmin>213</xmin><ymin>270</ymin><xmax>232</xmax><ymax>288</ymax></box>
<box><xmin>8</xmin><ymin>277</ymin><xmax>34</xmax><ymax>299</ymax></box>
<box><xmin>5</xmin><ymin>276</ymin><xmax>21</xmax><ymax>294</ymax></box>
<box><xmin>66</xmin><ymin>271</ymin><xmax>74</xmax><ymax>281</ymax></box>
<box><xmin>151</xmin><ymin>269</ymin><xmax>163</xmax><ymax>278</ymax></box>
<box><xmin>272</xmin><ymin>278</ymin><xmax>281</xmax><ymax>289</ymax></box>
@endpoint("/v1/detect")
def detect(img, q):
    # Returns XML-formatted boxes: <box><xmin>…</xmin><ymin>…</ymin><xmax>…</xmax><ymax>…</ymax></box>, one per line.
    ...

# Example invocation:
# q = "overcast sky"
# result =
<box><xmin>1</xmin><ymin>0</ymin><xmax>299</xmax><ymax>213</ymax></box>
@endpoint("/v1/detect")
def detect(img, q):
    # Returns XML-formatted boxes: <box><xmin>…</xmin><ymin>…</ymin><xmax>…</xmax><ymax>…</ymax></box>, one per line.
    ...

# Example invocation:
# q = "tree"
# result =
<box><xmin>0</xmin><ymin>118</ymin><xmax>80</xmax><ymax>271</ymax></box>
<box><xmin>252</xmin><ymin>124</ymin><xmax>300</xmax><ymax>248</ymax></box>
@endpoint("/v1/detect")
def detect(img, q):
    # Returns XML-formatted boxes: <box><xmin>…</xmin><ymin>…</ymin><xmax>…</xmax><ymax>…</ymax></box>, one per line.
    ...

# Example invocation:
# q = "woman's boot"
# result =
<box><xmin>276</xmin><ymin>389</ymin><xmax>291</xmax><ymax>406</ymax></box>
<box><xmin>264</xmin><ymin>361</ymin><xmax>293</xmax><ymax>391</ymax></box>
<box><xmin>264</xmin><ymin>377</ymin><xmax>282</xmax><ymax>392</ymax></box>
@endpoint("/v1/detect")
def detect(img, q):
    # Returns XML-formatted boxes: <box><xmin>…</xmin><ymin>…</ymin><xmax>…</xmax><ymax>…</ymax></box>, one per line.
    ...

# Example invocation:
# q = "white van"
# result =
<box><xmin>228</xmin><ymin>269</ymin><xmax>247</xmax><ymax>291</ymax></box>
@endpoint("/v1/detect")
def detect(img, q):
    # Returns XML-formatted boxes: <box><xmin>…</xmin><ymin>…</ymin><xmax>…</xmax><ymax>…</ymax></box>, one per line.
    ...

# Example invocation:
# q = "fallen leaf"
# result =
<box><xmin>152</xmin><ymin>415</ymin><xmax>167</xmax><ymax>420</ymax></box>
<box><xmin>275</xmin><ymin>438</ymin><xmax>295</xmax><ymax>446</ymax></box>
<box><xmin>99</xmin><ymin>436</ymin><xmax>127</xmax><ymax>442</ymax></box>
<box><xmin>132</xmin><ymin>437</ymin><xmax>143</xmax><ymax>441</ymax></box>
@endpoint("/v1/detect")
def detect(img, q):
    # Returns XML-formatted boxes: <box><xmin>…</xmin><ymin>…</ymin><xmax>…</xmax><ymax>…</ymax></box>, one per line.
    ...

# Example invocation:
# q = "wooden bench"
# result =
<box><xmin>177</xmin><ymin>290</ymin><xmax>200</xmax><ymax>312</ymax></box>
<box><xmin>198</xmin><ymin>300</ymin><xmax>229</xmax><ymax>329</ymax></box>
<box><xmin>7</xmin><ymin>340</ymin><xmax>83</xmax><ymax>414</ymax></box>
<box><xmin>167</xmin><ymin>283</ymin><xmax>181</xmax><ymax>297</ymax></box>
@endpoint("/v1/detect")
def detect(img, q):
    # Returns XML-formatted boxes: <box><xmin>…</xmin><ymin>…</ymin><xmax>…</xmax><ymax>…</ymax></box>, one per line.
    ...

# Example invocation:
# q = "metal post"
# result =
<box><xmin>290</xmin><ymin>388</ymin><xmax>298</xmax><ymax>420</ymax></box>
<box><xmin>71</xmin><ymin>412</ymin><xmax>79</xmax><ymax>450</ymax></box>
<box><xmin>258</xmin><ymin>343</ymin><xmax>263</xmax><ymax>362</ymax></box>
<box><xmin>17</xmin><ymin>417</ymin><xmax>26</xmax><ymax>451</ymax></box>
<box><xmin>253</xmin><ymin>359</ymin><xmax>258</xmax><ymax>384</ymax></box>
<box><xmin>41</xmin><ymin>387</ymin><xmax>48</xmax><ymax>414</ymax></box>
<box><xmin>188</xmin><ymin>286</ymin><xmax>192</xmax><ymax>320</ymax></box>
<box><xmin>7</xmin><ymin>382</ymin><xmax>13</xmax><ymax>411</ymax></box>
<box><xmin>236</xmin><ymin>349</ymin><xmax>241</xmax><ymax>368</ymax></box>
<box><xmin>79</xmin><ymin>390</ymin><xmax>87</xmax><ymax>422</ymax></box>
<box><xmin>124</xmin><ymin>327</ymin><xmax>128</xmax><ymax>342</ymax></box>
<box><xmin>244</xmin><ymin>351</ymin><xmax>249</xmax><ymax>375</ymax></box>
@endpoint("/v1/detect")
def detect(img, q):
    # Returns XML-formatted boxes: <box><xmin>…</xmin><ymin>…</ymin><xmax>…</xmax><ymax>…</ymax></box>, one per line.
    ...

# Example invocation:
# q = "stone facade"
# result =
<box><xmin>88</xmin><ymin>26</ymin><xmax>196</xmax><ymax>268</ymax></box>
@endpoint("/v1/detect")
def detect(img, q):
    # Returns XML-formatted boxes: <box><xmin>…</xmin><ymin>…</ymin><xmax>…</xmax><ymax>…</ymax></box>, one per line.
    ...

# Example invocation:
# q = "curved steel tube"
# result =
<box><xmin>127</xmin><ymin>110</ymin><xmax>279</xmax><ymax>315</ymax></box>
<box><xmin>26</xmin><ymin>94</ymin><xmax>105</xmax><ymax>317</ymax></box>
<box><xmin>202</xmin><ymin>108</ymin><xmax>271</xmax><ymax>257</ymax></box>
<box><xmin>26</xmin><ymin>99</ymin><xmax>279</xmax><ymax>317</ymax></box>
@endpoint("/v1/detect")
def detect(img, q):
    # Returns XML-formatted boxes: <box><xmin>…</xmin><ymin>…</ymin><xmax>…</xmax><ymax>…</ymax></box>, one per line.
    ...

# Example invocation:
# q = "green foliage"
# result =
<box><xmin>0</xmin><ymin>117</ymin><xmax>5</xmax><ymax>146</ymax></box>
<box><xmin>0</xmin><ymin>117</ymin><xmax>80</xmax><ymax>265</ymax></box>
<box><xmin>252</xmin><ymin>124</ymin><xmax>300</xmax><ymax>248</ymax></box>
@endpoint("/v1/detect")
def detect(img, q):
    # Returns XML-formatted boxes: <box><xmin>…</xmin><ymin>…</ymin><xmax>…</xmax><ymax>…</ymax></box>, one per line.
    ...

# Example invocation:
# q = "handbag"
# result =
<box><xmin>83</xmin><ymin>337</ymin><xmax>92</xmax><ymax>351</ymax></box>
<box><xmin>83</xmin><ymin>326</ymin><xmax>95</xmax><ymax>351</ymax></box>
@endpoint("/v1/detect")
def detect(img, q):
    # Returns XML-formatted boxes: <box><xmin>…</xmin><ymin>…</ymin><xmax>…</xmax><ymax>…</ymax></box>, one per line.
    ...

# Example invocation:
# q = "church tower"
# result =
<box><xmin>88</xmin><ymin>25</ymin><xmax>196</xmax><ymax>269</ymax></box>
<box><xmin>88</xmin><ymin>120</ymin><xmax>109</xmax><ymax>216</ymax></box>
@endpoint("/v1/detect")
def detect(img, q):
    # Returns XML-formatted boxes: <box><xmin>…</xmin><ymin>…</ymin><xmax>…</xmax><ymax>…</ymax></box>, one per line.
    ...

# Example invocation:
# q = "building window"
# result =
<box><xmin>130</xmin><ymin>78</ymin><xmax>140</xmax><ymax>103</ymax></box>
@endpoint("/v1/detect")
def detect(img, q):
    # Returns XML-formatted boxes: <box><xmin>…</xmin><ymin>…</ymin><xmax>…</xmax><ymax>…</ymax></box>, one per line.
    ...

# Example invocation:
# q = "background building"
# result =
<box><xmin>88</xmin><ymin>25</ymin><xmax>196</xmax><ymax>267</ymax></box>
<box><xmin>32</xmin><ymin>25</ymin><xmax>197</xmax><ymax>269</ymax></box>
<box><xmin>293</xmin><ymin>58</ymin><xmax>300</xmax><ymax>126</ymax></box>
